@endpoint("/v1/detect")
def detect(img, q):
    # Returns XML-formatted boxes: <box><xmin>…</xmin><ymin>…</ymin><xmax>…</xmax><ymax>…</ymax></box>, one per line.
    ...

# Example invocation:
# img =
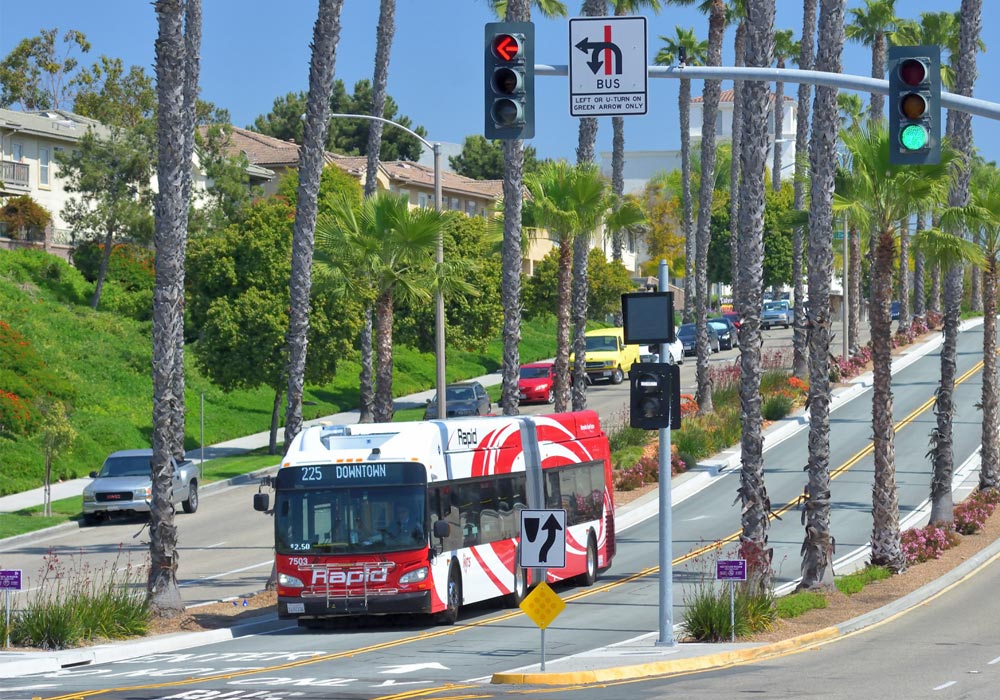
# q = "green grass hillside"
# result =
<box><xmin>0</xmin><ymin>249</ymin><xmax>558</xmax><ymax>496</ymax></box>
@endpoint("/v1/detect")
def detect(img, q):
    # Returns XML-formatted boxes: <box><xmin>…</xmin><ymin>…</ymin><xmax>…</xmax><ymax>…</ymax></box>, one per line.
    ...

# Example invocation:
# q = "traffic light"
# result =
<box><xmin>888</xmin><ymin>45</ymin><xmax>941</xmax><ymax>166</ymax></box>
<box><xmin>484</xmin><ymin>22</ymin><xmax>534</xmax><ymax>140</ymax></box>
<box><xmin>630</xmin><ymin>363</ymin><xmax>675</xmax><ymax>431</ymax></box>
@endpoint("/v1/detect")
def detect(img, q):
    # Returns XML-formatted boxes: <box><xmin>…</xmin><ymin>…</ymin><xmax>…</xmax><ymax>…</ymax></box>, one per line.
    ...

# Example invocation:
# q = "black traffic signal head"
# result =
<box><xmin>484</xmin><ymin>22</ymin><xmax>534</xmax><ymax>140</ymax></box>
<box><xmin>888</xmin><ymin>45</ymin><xmax>941</xmax><ymax>166</ymax></box>
<box><xmin>630</xmin><ymin>363</ymin><xmax>673</xmax><ymax>431</ymax></box>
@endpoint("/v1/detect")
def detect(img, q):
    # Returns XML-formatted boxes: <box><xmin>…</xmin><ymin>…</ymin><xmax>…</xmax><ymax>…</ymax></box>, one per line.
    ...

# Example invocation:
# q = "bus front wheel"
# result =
<box><xmin>437</xmin><ymin>566</ymin><xmax>461</xmax><ymax>625</ymax></box>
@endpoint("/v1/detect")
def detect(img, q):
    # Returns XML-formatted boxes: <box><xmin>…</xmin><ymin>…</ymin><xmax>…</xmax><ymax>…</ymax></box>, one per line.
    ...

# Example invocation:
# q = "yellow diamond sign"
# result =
<box><xmin>519</xmin><ymin>581</ymin><xmax>565</xmax><ymax>629</ymax></box>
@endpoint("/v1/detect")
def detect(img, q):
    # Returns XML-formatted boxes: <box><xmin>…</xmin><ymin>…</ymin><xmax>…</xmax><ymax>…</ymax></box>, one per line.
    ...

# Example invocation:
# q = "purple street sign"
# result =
<box><xmin>0</xmin><ymin>570</ymin><xmax>22</xmax><ymax>590</ymax></box>
<box><xmin>716</xmin><ymin>559</ymin><xmax>747</xmax><ymax>581</ymax></box>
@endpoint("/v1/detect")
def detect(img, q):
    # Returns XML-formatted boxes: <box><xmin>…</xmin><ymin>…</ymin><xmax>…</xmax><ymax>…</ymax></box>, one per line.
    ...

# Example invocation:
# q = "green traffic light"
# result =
<box><xmin>900</xmin><ymin>124</ymin><xmax>928</xmax><ymax>151</ymax></box>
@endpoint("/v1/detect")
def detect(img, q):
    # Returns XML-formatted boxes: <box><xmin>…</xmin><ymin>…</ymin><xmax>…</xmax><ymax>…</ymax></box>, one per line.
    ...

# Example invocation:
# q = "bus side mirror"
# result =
<box><xmin>253</xmin><ymin>493</ymin><xmax>270</xmax><ymax>512</ymax></box>
<box><xmin>433</xmin><ymin>519</ymin><xmax>450</xmax><ymax>539</ymax></box>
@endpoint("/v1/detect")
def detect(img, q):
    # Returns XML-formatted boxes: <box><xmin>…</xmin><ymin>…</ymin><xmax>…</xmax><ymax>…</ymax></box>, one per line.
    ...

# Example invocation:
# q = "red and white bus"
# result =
<box><xmin>253</xmin><ymin>410</ymin><xmax>615</xmax><ymax>626</ymax></box>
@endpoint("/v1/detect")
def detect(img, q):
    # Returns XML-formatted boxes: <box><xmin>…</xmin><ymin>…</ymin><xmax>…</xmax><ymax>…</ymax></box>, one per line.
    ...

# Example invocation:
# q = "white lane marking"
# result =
<box><xmin>934</xmin><ymin>681</ymin><xmax>957</xmax><ymax>690</ymax></box>
<box><xmin>379</xmin><ymin>662</ymin><xmax>448</xmax><ymax>674</ymax></box>
<box><xmin>0</xmin><ymin>685</ymin><xmax>59</xmax><ymax>692</ymax></box>
<box><xmin>179</xmin><ymin>559</ymin><xmax>273</xmax><ymax>587</ymax></box>
<box><xmin>990</xmin><ymin>656</ymin><xmax>1000</xmax><ymax>665</ymax></box>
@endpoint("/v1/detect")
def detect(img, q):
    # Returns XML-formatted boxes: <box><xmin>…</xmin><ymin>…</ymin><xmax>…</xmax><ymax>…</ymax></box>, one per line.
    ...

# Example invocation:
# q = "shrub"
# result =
<box><xmin>71</xmin><ymin>242</ymin><xmax>155</xmax><ymax>292</ymax></box>
<box><xmin>835</xmin><ymin>565</ymin><xmax>891</xmax><ymax>595</ymax></box>
<box><xmin>682</xmin><ymin>579</ymin><xmax>775</xmax><ymax>641</ymax></box>
<box><xmin>762</xmin><ymin>392</ymin><xmax>794</xmax><ymax>421</ymax></box>
<box><xmin>954</xmin><ymin>489</ymin><xmax>999</xmax><ymax>535</ymax></box>
<box><xmin>0</xmin><ymin>194</ymin><xmax>51</xmax><ymax>240</ymax></box>
<box><xmin>776</xmin><ymin>591</ymin><xmax>827</xmax><ymax>618</ymax></box>
<box><xmin>901</xmin><ymin>523</ymin><xmax>961</xmax><ymax>565</ymax></box>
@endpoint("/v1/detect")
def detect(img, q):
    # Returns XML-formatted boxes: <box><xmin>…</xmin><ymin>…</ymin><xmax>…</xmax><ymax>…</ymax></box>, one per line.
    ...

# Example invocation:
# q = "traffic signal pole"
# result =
<box><xmin>656</xmin><ymin>259</ymin><xmax>674</xmax><ymax>647</ymax></box>
<box><xmin>536</xmin><ymin>64</ymin><xmax>1000</xmax><ymax>122</ymax></box>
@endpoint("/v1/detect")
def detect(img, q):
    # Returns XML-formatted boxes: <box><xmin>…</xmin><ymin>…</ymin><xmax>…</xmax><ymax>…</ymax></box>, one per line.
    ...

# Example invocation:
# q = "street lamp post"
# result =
<box><xmin>327</xmin><ymin>113</ymin><xmax>446</xmax><ymax>418</ymax></box>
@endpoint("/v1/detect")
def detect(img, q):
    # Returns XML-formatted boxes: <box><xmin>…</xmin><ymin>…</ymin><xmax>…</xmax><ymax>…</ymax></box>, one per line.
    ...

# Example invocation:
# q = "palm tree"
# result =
<box><xmin>654</xmin><ymin>26</ymin><xmax>708</xmax><ymax>325</ymax></box>
<box><xmin>966</xmin><ymin>164</ymin><xmax>1000</xmax><ymax>493</ymax></box>
<box><xmin>357</xmin><ymin>0</ymin><xmax>398</xmax><ymax>424</ymax></box>
<box><xmin>149</xmin><ymin>0</ymin><xmax>200</xmax><ymax>616</ymax></box>
<box><xmin>571</xmin><ymin>0</ymin><xmax>607</xmax><ymax>411</ymax></box>
<box><xmin>796</xmin><ymin>0</ymin><xmax>842</xmax><ymax>592</ymax></box>
<box><xmin>315</xmin><ymin>193</ymin><xmax>449</xmax><ymax>422</ymax></box>
<box><xmin>284</xmin><ymin>0</ymin><xmax>344</xmax><ymax>444</ymax></box>
<box><xmin>680</xmin><ymin>0</ymin><xmax>726</xmax><ymax>415</ymax></box>
<box><xmin>845</xmin><ymin>0</ymin><xmax>897</xmax><ymax>122</ymax></box>
<box><xmin>790</xmin><ymin>0</ymin><xmax>816</xmax><ymax>382</ymax></box>
<box><xmin>492</xmin><ymin>0</ymin><xmax>568</xmax><ymax>416</ymax></box>
<box><xmin>608</xmin><ymin>0</ymin><xmax>664</xmax><ymax>211</ymax></box>
<box><xmin>524</xmin><ymin>161</ymin><xmax>610</xmax><ymax>412</ymax></box>
<box><xmin>836</xmin><ymin>123</ymin><xmax>957</xmax><ymax>572</ymax></box>
<box><xmin>727</xmin><ymin>0</ymin><xmax>747</xmax><ymax>312</ymax></box>
<box><xmin>926</xmin><ymin>0</ymin><xmax>981</xmax><ymax>527</ymax></box>
<box><xmin>839</xmin><ymin>93</ymin><xmax>865</xmax><ymax>355</ymax></box>
<box><xmin>732</xmin><ymin>0</ymin><xmax>774</xmax><ymax>591</ymax></box>
<box><xmin>770</xmin><ymin>29</ymin><xmax>794</xmax><ymax>192</ymax></box>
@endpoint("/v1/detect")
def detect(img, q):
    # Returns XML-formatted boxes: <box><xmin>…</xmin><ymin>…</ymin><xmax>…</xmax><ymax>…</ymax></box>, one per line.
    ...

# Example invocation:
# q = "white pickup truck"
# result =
<box><xmin>81</xmin><ymin>449</ymin><xmax>199</xmax><ymax>524</ymax></box>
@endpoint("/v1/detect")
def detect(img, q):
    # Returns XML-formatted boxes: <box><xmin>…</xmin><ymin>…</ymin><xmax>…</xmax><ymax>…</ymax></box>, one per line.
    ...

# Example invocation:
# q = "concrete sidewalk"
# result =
<box><xmin>0</xmin><ymin>321</ymin><xmax>980</xmax><ymax>680</ymax></box>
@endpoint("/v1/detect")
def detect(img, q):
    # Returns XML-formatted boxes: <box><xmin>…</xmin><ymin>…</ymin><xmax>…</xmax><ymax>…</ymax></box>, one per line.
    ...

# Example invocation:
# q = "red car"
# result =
<box><xmin>722</xmin><ymin>312</ymin><xmax>742</xmax><ymax>329</ymax></box>
<box><xmin>518</xmin><ymin>361</ymin><xmax>555</xmax><ymax>404</ymax></box>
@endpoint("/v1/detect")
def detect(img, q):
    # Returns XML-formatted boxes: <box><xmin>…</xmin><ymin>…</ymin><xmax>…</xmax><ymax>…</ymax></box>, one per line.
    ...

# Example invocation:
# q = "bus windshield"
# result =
<box><xmin>275</xmin><ymin>485</ymin><xmax>426</xmax><ymax>555</ymax></box>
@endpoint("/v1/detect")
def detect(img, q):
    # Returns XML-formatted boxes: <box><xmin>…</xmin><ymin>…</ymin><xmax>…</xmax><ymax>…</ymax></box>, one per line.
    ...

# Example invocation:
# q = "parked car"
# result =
<box><xmin>569</xmin><ymin>327</ymin><xmax>641</xmax><ymax>385</ymax></box>
<box><xmin>762</xmin><ymin>300</ymin><xmax>792</xmax><ymax>330</ymax></box>
<box><xmin>82</xmin><ymin>449</ymin><xmax>199</xmax><ymax>525</ymax></box>
<box><xmin>518</xmin><ymin>361</ymin><xmax>555</xmax><ymax>404</ymax></box>
<box><xmin>640</xmin><ymin>334</ymin><xmax>685</xmax><ymax>365</ymax></box>
<box><xmin>676</xmin><ymin>323</ymin><xmax>720</xmax><ymax>356</ymax></box>
<box><xmin>423</xmin><ymin>381</ymin><xmax>492</xmax><ymax>419</ymax></box>
<box><xmin>891</xmin><ymin>301</ymin><xmax>900</xmax><ymax>320</ymax></box>
<box><xmin>708</xmin><ymin>318</ymin><xmax>738</xmax><ymax>350</ymax></box>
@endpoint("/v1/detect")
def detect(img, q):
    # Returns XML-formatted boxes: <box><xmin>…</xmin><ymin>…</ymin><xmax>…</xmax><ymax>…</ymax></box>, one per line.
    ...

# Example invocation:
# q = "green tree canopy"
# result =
<box><xmin>0</xmin><ymin>28</ymin><xmax>90</xmax><ymax>110</ymax></box>
<box><xmin>449</xmin><ymin>135</ymin><xmax>543</xmax><ymax>180</ymax></box>
<box><xmin>251</xmin><ymin>80</ymin><xmax>427</xmax><ymax>161</ymax></box>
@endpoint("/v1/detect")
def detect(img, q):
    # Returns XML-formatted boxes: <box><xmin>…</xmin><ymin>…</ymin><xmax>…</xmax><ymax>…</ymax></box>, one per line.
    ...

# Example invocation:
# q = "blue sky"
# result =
<box><xmin>2</xmin><ymin>0</ymin><xmax>999</xmax><ymax>166</ymax></box>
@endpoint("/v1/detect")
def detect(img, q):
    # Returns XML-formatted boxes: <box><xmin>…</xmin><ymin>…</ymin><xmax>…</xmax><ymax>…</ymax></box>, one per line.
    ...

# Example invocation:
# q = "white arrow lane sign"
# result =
<box><xmin>520</xmin><ymin>509</ymin><xmax>567</xmax><ymax>569</ymax></box>
<box><xmin>569</xmin><ymin>15</ymin><xmax>647</xmax><ymax>117</ymax></box>
<box><xmin>379</xmin><ymin>662</ymin><xmax>449</xmax><ymax>674</ymax></box>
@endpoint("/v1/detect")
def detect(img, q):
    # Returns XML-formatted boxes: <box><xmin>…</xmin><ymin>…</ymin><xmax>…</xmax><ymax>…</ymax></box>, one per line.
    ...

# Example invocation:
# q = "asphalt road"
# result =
<box><xmin>8</xmin><ymin>321</ymin><xmax>988</xmax><ymax>700</ymax></box>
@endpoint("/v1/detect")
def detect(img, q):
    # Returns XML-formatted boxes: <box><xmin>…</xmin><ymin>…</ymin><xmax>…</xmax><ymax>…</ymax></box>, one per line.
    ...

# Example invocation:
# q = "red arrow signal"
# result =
<box><xmin>492</xmin><ymin>33</ymin><xmax>520</xmax><ymax>62</ymax></box>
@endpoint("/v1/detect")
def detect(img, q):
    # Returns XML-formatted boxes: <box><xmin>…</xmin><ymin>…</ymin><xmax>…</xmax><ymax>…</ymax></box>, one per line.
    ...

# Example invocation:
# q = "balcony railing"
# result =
<box><xmin>1</xmin><ymin>160</ymin><xmax>29</xmax><ymax>190</ymax></box>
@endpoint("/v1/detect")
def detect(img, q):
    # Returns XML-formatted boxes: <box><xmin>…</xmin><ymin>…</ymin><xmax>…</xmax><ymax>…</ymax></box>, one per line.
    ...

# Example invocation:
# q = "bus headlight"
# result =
<box><xmin>399</xmin><ymin>567</ymin><xmax>428</xmax><ymax>584</ymax></box>
<box><xmin>278</xmin><ymin>573</ymin><xmax>304</xmax><ymax>588</ymax></box>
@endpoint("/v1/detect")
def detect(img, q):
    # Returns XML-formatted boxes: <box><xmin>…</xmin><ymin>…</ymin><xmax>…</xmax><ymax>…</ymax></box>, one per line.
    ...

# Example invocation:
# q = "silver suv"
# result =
<box><xmin>82</xmin><ymin>449</ymin><xmax>199</xmax><ymax>524</ymax></box>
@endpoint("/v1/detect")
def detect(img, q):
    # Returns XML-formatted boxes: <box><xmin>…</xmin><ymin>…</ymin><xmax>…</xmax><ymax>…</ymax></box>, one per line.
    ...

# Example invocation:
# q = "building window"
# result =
<box><xmin>465</xmin><ymin>200</ymin><xmax>477</xmax><ymax>216</ymax></box>
<box><xmin>38</xmin><ymin>147</ymin><xmax>50</xmax><ymax>187</ymax></box>
<box><xmin>398</xmin><ymin>188</ymin><xmax>410</xmax><ymax>203</ymax></box>
<box><xmin>11</xmin><ymin>142</ymin><xmax>23</xmax><ymax>161</ymax></box>
<box><xmin>450</xmin><ymin>197</ymin><xmax>461</xmax><ymax>211</ymax></box>
<box><xmin>418</xmin><ymin>192</ymin><xmax>429</xmax><ymax>208</ymax></box>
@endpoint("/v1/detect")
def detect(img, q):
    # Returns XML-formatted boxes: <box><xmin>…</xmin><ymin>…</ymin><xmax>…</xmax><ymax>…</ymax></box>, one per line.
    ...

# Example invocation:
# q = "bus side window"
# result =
<box><xmin>545</xmin><ymin>472</ymin><xmax>561</xmax><ymax>509</ymax></box>
<box><xmin>458</xmin><ymin>482</ymin><xmax>481</xmax><ymax>546</ymax></box>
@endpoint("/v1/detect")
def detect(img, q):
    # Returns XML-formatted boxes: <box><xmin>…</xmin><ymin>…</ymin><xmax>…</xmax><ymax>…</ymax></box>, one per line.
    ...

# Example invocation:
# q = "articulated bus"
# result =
<box><xmin>253</xmin><ymin>410</ymin><xmax>615</xmax><ymax>627</ymax></box>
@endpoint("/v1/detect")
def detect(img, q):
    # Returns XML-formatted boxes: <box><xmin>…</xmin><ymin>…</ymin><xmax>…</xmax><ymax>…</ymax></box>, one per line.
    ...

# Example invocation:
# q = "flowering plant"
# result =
<box><xmin>901</xmin><ymin>523</ymin><xmax>961</xmax><ymax>564</ymax></box>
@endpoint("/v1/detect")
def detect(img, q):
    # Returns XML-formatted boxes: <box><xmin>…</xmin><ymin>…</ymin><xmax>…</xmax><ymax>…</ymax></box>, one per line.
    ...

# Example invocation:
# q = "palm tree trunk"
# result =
<box><xmin>930</xmin><ymin>0</ymin><xmax>980</xmax><ymax>524</ymax></box>
<box><xmin>374</xmin><ymin>290</ymin><xmax>395</xmax><ymax>422</ymax></box>
<box><xmin>913</xmin><ymin>211</ymin><xmax>926</xmax><ymax>319</ymax></box>
<box><xmin>500</xmin><ymin>138</ymin><xmax>524</xmax><ymax>416</ymax></box>
<box><xmin>571</xmin><ymin>233</ymin><xmax>589</xmax><ymax>412</ymax></box>
<box><xmin>930</xmin><ymin>261</ymin><xmax>941</xmax><ymax>313</ymax></box>
<box><xmin>791</xmin><ymin>0</ymin><xmax>815</xmax><ymax>381</ymax></box>
<box><xmin>269</xmin><ymin>389</ymin><xmax>282</xmax><ymax>455</ymax></box>
<box><xmin>869</xmin><ymin>33</ymin><xmax>886</xmax><ymax>121</ymax></box>
<box><xmin>729</xmin><ymin>21</ymin><xmax>746</xmax><ymax>312</ymax></box>
<box><xmin>149</xmin><ymin>0</ymin><xmax>190</xmax><ymax>616</ymax></box>
<box><xmin>735</xmin><ymin>0</ymin><xmax>774</xmax><ymax>594</ymax></box>
<box><xmin>694</xmin><ymin>0</ymin><xmax>726</xmax><ymax>416</ymax></box>
<box><xmin>364</xmin><ymin>0</ymin><xmax>395</xmax><ymax>198</ymax></box>
<box><xmin>771</xmin><ymin>75</ymin><xmax>784</xmax><ymax>192</ymax></box>
<box><xmin>797</xmin><ymin>0</ymin><xmax>840</xmax><ymax>591</ymax></box>
<box><xmin>980</xmin><ymin>259</ymin><xmax>1000</xmax><ymax>491</ymax></box>
<box><xmin>611</xmin><ymin>117</ymin><xmax>625</xmax><ymax>201</ymax></box>
<box><xmin>870</xmin><ymin>226</ymin><xmax>905</xmax><ymax>572</ymax></box>
<box><xmin>358</xmin><ymin>309</ymin><xmax>375</xmax><ymax>422</ymax></box>
<box><xmin>898</xmin><ymin>218</ymin><xmax>909</xmax><ymax>326</ymax></box>
<box><xmin>554</xmin><ymin>238</ymin><xmax>573</xmax><ymax>412</ymax></box>
<box><xmin>680</xmin><ymin>76</ymin><xmax>695</xmax><ymax>325</ymax></box>
<box><xmin>849</xmin><ymin>222</ymin><xmax>861</xmax><ymax>354</ymax></box>
<box><xmin>970</xmin><ymin>232</ymin><xmax>983</xmax><ymax>312</ymax></box>
<box><xmin>284</xmin><ymin>0</ymin><xmax>343</xmax><ymax>445</ymax></box>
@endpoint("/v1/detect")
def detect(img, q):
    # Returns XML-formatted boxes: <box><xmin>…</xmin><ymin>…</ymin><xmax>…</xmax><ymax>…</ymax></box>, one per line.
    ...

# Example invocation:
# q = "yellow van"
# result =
<box><xmin>570</xmin><ymin>327</ymin><xmax>641</xmax><ymax>385</ymax></box>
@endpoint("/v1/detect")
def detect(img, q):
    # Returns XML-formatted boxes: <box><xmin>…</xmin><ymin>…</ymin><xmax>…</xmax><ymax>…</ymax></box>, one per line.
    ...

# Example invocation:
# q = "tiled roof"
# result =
<box><xmin>200</xmin><ymin>125</ymin><xmax>304</xmax><ymax>168</ymax></box>
<box><xmin>691</xmin><ymin>89</ymin><xmax>797</xmax><ymax>104</ymax></box>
